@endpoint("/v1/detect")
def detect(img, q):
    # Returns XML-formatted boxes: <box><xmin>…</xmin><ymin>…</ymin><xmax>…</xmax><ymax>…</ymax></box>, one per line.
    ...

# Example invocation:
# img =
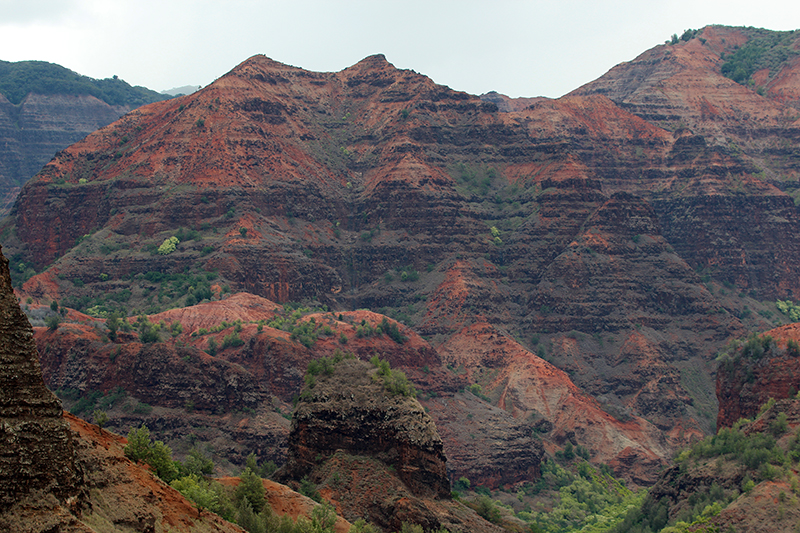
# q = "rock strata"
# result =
<box><xmin>716</xmin><ymin>324</ymin><xmax>800</xmax><ymax>428</ymax></box>
<box><xmin>280</xmin><ymin>358</ymin><xmax>449</xmax><ymax>499</ymax></box>
<box><xmin>278</xmin><ymin>357</ymin><xmax>502</xmax><ymax>532</ymax></box>
<box><xmin>0</xmin><ymin>244</ymin><xmax>78</xmax><ymax>509</ymax></box>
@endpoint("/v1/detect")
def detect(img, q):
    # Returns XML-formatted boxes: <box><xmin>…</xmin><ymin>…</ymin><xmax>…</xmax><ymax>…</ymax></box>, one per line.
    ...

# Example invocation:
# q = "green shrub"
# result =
<box><xmin>369</xmin><ymin>355</ymin><xmax>416</xmax><ymax>397</ymax></box>
<box><xmin>136</xmin><ymin>315</ymin><xmax>160</xmax><ymax>343</ymax></box>
<box><xmin>299</xmin><ymin>477</ymin><xmax>321</xmax><ymax>503</ymax></box>
<box><xmin>721</xmin><ymin>29</ymin><xmax>800</xmax><ymax>85</ymax></box>
<box><xmin>475</xmin><ymin>495</ymin><xmax>502</xmax><ymax>523</ymax></box>
<box><xmin>93</xmin><ymin>410</ymin><xmax>109</xmax><ymax>430</ymax></box>
<box><xmin>221</xmin><ymin>332</ymin><xmax>244</xmax><ymax>349</ymax></box>
<box><xmin>123</xmin><ymin>425</ymin><xmax>179</xmax><ymax>482</ymax></box>
<box><xmin>182</xmin><ymin>447</ymin><xmax>214</xmax><ymax>476</ymax></box>
<box><xmin>171</xmin><ymin>474</ymin><xmax>219</xmax><ymax>511</ymax></box>
<box><xmin>207</xmin><ymin>337</ymin><xmax>218</xmax><ymax>356</ymax></box>
<box><xmin>45</xmin><ymin>314</ymin><xmax>61</xmax><ymax>331</ymax></box>
<box><xmin>157</xmin><ymin>236</ymin><xmax>180</xmax><ymax>255</ymax></box>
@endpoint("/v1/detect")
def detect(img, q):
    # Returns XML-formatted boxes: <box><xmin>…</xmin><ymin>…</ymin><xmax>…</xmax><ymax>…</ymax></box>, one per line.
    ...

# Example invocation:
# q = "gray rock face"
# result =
<box><xmin>0</xmin><ymin>92</ymin><xmax>128</xmax><ymax>211</ymax></box>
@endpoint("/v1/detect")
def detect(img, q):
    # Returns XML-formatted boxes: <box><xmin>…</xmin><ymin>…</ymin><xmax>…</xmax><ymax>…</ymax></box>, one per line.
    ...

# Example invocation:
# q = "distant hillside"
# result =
<box><xmin>0</xmin><ymin>60</ymin><xmax>171</xmax><ymax>211</ymax></box>
<box><xmin>161</xmin><ymin>85</ymin><xmax>201</xmax><ymax>97</ymax></box>
<box><xmin>0</xmin><ymin>60</ymin><xmax>168</xmax><ymax>106</ymax></box>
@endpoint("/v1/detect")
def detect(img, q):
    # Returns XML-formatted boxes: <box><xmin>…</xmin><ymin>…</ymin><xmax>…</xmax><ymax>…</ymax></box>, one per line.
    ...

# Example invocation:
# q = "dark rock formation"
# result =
<box><xmin>0</xmin><ymin>245</ymin><xmax>78</xmax><ymax>509</ymax></box>
<box><xmin>280</xmin><ymin>358</ymin><xmax>450</xmax><ymax>499</ymax></box>
<box><xmin>0</xmin><ymin>239</ymin><xmax>244</xmax><ymax>532</ymax></box>
<box><xmin>277</xmin><ymin>357</ymin><xmax>503</xmax><ymax>532</ymax></box>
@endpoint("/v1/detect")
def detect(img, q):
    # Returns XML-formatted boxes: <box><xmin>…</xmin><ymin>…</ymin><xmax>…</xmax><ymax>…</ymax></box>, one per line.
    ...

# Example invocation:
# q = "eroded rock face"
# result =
<box><xmin>0</xmin><ymin>245</ymin><xmax>78</xmax><ymax>509</ymax></box>
<box><xmin>0</xmin><ymin>93</ymin><xmax>132</xmax><ymax>212</ymax></box>
<box><xmin>277</xmin><ymin>358</ymin><xmax>504</xmax><ymax>532</ymax></box>
<box><xmin>716</xmin><ymin>324</ymin><xmax>800</xmax><ymax>429</ymax></box>
<box><xmin>9</xmin><ymin>27</ymin><xmax>800</xmax><ymax>481</ymax></box>
<box><xmin>634</xmin><ymin>400</ymin><xmax>800</xmax><ymax>533</ymax></box>
<box><xmin>280</xmin><ymin>358</ymin><xmax>449</xmax><ymax>499</ymax></box>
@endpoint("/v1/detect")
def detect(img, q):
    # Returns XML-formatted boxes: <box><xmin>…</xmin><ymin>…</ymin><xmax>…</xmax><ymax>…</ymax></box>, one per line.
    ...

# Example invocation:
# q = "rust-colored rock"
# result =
<box><xmin>716</xmin><ymin>324</ymin><xmax>800</xmax><ymax>429</ymax></box>
<box><xmin>0</xmin><ymin>243</ymin><xmax>243</xmax><ymax>531</ymax></box>
<box><xmin>276</xmin><ymin>357</ymin><xmax>502</xmax><ymax>532</ymax></box>
<box><xmin>8</xmin><ymin>27</ymin><xmax>800</xmax><ymax>483</ymax></box>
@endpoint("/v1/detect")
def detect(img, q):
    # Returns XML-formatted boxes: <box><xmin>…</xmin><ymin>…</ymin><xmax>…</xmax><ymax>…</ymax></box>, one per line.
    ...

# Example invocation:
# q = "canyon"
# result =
<box><xmin>3</xmin><ymin>24</ymin><xmax>800</xmax><ymax>532</ymax></box>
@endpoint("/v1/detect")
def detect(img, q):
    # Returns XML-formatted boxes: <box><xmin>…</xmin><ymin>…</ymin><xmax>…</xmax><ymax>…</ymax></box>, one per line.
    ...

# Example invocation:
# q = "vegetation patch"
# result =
<box><xmin>266</xmin><ymin>303</ymin><xmax>332</xmax><ymax>348</ymax></box>
<box><xmin>720</xmin><ymin>28</ymin><xmax>800</xmax><ymax>86</ymax></box>
<box><xmin>613</xmin><ymin>403</ymin><xmax>800</xmax><ymax>533</ymax></box>
<box><xmin>0</xmin><ymin>60</ymin><xmax>169</xmax><ymax>106</ymax></box>
<box><xmin>369</xmin><ymin>355</ymin><xmax>416</xmax><ymax>397</ymax></box>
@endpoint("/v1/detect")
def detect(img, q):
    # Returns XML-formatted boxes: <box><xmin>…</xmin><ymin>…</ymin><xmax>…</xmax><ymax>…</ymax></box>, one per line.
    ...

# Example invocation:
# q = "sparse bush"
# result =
<box><xmin>93</xmin><ymin>410</ymin><xmax>109</xmax><ymax>431</ymax></box>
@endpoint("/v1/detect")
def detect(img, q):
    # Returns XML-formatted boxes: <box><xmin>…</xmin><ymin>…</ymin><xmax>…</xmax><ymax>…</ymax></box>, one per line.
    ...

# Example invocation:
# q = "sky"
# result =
<box><xmin>2</xmin><ymin>1</ymin><xmax>800</xmax><ymax>99</ymax></box>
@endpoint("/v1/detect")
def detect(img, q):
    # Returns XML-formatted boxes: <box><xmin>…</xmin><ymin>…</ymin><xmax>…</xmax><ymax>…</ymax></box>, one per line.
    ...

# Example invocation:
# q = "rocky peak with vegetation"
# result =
<box><xmin>277</xmin><ymin>352</ymin><xmax>506</xmax><ymax>532</ymax></box>
<box><xmin>280</xmin><ymin>352</ymin><xmax>449</xmax><ymax>499</ymax></box>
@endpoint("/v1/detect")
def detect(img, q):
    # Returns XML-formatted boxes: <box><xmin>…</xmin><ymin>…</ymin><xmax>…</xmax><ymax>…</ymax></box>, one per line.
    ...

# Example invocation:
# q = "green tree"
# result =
<box><xmin>106</xmin><ymin>313</ymin><xmax>121</xmax><ymax>341</ymax></box>
<box><xmin>299</xmin><ymin>477</ymin><xmax>322</xmax><ymax>503</ymax></box>
<box><xmin>124</xmin><ymin>425</ymin><xmax>153</xmax><ymax>463</ymax></box>
<box><xmin>349</xmin><ymin>519</ymin><xmax>381</xmax><ymax>533</ymax></box>
<box><xmin>235</xmin><ymin>497</ymin><xmax>264</xmax><ymax>533</ymax></box>
<box><xmin>45</xmin><ymin>314</ymin><xmax>61</xmax><ymax>331</ymax></box>
<box><xmin>171</xmin><ymin>474</ymin><xmax>219</xmax><ymax>510</ymax></box>
<box><xmin>311</xmin><ymin>502</ymin><xmax>337</xmax><ymax>532</ymax></box>
<box><xmin>123</xmin><ymin>424</ymin><xmax>178</xmax><ymax>482</ymax></box>
<box><xmin>158</xmin><ymin>236</ymin><xmax>180</xmax><ymax>255</ymax></box>
<box><xmin>475</xmin><ymin>495</ymin><xmax>502</xmax><ymax>524</ymax></box>
<box><xmin>150</xmin><ymin>440</ymin><xmax>179</xmax><ymax>482</ymax></box>
<box><xmin>235</xmin><ymin>467</ymin><xmax>265</xmax><ymax>513</ymax></box>
<box><xmin>183</xmin><ymin>447</ymin><xmax>214</xmax><ymax>476</ymax></box>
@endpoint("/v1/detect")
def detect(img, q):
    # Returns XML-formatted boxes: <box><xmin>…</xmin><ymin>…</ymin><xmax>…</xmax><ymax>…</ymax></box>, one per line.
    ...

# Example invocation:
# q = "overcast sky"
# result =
<box><xmin>2</xmin><ymin>0</ymin><xmax>800</xmax><ymax>98</ymax></box>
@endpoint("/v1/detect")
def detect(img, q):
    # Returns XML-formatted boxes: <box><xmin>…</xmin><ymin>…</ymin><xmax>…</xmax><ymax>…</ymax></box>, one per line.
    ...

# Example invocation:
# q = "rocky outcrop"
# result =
<box><xmin>0</xmin><ymin>241</ymin><xmax>246</xmax><ymax>531</ymax></box>
<box><xmin>628</xmin><ymin>399</ymin><xmax>800</xmax><ymax>533</ymax></box>
<box><xmin>0</xmin><ymin>412</ymin><xmax>244</xmax><ymax>533</ymax></box>
<box><xmin>277</xmin><ymin>357</ymin><xmax>502</xmax><ymax>532</ymax></box>
<box><xmin>279</xmin><ymin>358</ymin><xmax>449</xmax><ymax>499</ymax></box>
<box><xmin>0</xmin><ymin>245</ymin><xmax>78</xmax><ymax>509</ymax></box>
<box><xmin>716</xmin><ymin>324</ymin><xmax>800</xmax><ymax>429</ymax></box>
